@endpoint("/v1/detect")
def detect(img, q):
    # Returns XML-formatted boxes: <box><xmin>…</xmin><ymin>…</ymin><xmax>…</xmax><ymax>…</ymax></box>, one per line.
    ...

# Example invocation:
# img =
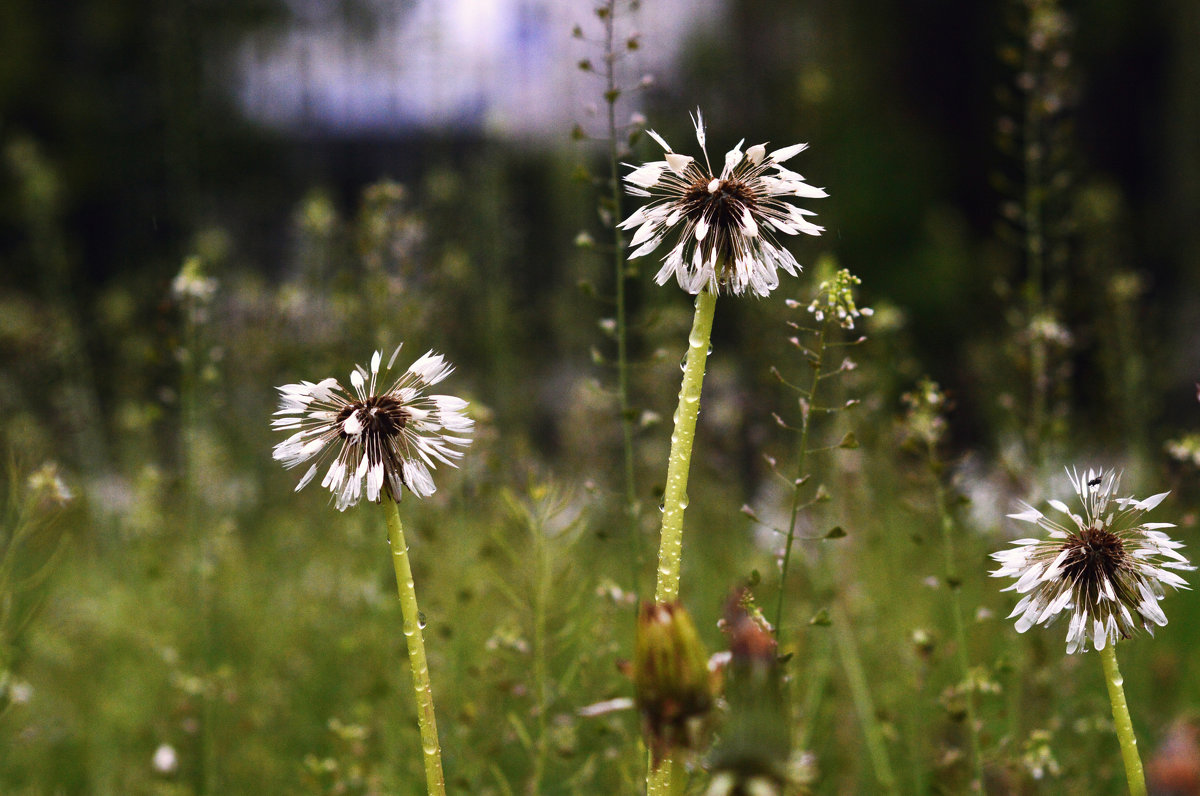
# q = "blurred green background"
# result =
<box><xmin>2</xmin><ymin>0</ymin><xmax>1199</xmax><ymax>793</ymax></box>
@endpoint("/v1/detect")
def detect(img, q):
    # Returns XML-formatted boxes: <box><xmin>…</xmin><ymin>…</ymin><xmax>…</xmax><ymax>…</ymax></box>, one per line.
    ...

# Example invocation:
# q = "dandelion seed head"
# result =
<box><xmin>271</xmin><ymin>345</ymin><xmax>473</xmax><ymax>511</ymax></box>
<box><xmin>619</xmin><ymin>110</ymin><xmax>826</xmax><ymax>297</ymax></box>
<box><xmin>991</xmin><ymin>467</ymin><xmax>1193</xmax><ymax>654</ymax></box>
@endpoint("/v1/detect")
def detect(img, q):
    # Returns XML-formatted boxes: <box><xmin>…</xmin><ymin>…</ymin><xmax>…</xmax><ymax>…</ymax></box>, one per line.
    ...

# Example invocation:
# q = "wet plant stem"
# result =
<box><xmin>384</xmin><ymin>499</ymin><xmax>446</xmax><ymax>796</ymax></box>
<box><xmin>652</xmin><ymin>288</ymin><xmax>717</xmax><ymax>604</ymax></box>
<box><xmin>928</xmin><ymin>453</ymin><xmax>985</xmax><ymax>792</ymax></box>
<box><xmin>647</xmin><ymin>288</ymin><xmax>717</xmax><ymax>796</ymax></box>
<box><xmin>601</xmin><ymin>0</ymin><xmax>642</xmax><ymax>593</ymax></box>
<box><xmin>1100</xmin><ymin>643</ymin><xmax>1147</xmax><ymax>796</ymax></box>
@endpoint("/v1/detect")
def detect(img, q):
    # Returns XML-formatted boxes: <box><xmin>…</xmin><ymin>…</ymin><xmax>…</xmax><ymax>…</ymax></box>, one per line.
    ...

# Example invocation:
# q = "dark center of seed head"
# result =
<box><xmin>336</xmin><ymin>395</ymin><xmax>409</xmax><ymax>438</ymax></box>
<box><xmin>1062</xmin><ymin>525</ymin><xmax>1126</xmax><ymax>584</ymax></box>
<box><xmin>682</xmin><ymin>177</ymin><xmax>755</xmax><ymax>231</ymax></box>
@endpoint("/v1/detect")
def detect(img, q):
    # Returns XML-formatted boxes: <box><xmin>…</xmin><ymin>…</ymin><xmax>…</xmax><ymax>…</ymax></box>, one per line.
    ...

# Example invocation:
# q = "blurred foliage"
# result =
<box><xmin>0</xmin><ymin>0</ymin><xmax>1198</xmax><ymax>793</ymax></box>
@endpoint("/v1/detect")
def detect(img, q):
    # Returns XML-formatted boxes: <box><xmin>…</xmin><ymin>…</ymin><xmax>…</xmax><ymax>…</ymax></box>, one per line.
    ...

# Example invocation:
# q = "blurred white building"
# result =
<box><xmin>236</xmin><ymin>0</ymin><xmax>722</xmax><ymax>138</ymax></box>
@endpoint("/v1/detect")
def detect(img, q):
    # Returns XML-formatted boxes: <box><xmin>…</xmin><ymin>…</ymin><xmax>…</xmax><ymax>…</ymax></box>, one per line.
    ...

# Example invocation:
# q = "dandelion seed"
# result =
<box><xmin>271</xmin><ymin>346</ymin><xmax>473</xmax><ymax>511</ymax></box>
<box><xmin>991</xmin><ymin>467</ymin><xmax>1193</xmax><ymax>654</ymax></box>
<box><xmin>619</xmin><ymin>109</ymin><xmax>827</xmax><ymax>297</ymax></box>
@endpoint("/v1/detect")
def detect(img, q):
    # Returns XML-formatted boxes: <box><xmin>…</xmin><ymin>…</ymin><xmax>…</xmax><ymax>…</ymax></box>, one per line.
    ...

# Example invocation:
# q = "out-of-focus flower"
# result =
<box><xmin>152</xmin><ymin>743</ymin><xmax>178</xmax><ymax>775</ymax></box>
<box><xmin>271</xmin><ymin>346</ymin><xmax>473</xmax><ymax>511</ymax></box>
<box><xmin>27</xmin><ymin>461</ymin><xmax>72</xmax><ymax>507</ymax></box>
<box><xmin>171</xmin><ymin>256</ymin><xmax>218</xmax><ymax>304</ymax></box>
<box><xmin>991</xmin><ymin>467</ymin><xmax>1193</xmax><ymax>654</ymax></box>
<box><xmin>619</xmin><ymin>109</ymin><xmax>826</xmax><ymax>297</ymax></box>
<box><xmin>1166</xmin><ymin>433</ymin><xmax>1200</xmax><ymax>469</ymax></box>
<box><xmin>706</xmin><ymin>591</ymin><xmax>790</xmax><ymax>796</ymax></box>
<box><xmin>1147</xmin><ymin>720</ymin><xmax>1200</xmax><ymax>796</ymax></box>
<box><xmin>901</xmin><ymin>378</ymin><xmax>949</xmax><ymax>448</ymax></box>
<box><xmin>632</xmin><ymin>601</ymin><xmax>714</xmax><ymax>767</ymax></box>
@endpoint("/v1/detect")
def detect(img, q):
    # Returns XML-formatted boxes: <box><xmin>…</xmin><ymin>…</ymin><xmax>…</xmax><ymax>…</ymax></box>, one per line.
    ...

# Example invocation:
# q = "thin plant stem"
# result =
<box><xmin>770</xmin><ymin>311</ymin><xmax>895</xmax><ymax>791</ymax></box>
<box><xmin>652</xmin><ymin>289</ymin><xmax>717</xmax><ymax>604</ymax></box>
<box><xmin>646</xmin><ymin>288</ymin><xmax>717</xmax><ymax>796</ymax></box>
<box><xmin>774</xmin><ymin>324</ymin><xmax>824</xmax><ymax>643</ymax></box>
<box><xmin>601</xmin><ymin>0</ymin><xmax>643</xmax><ymax>591</ymax></box>
<box><xmin>383</xmin><ymin>498</ymin><xmax>447</xmax><ymax>796</ymax></box>
<box><xmin>1022</xmin><ymin>10</ymin><xmax>1047</xmax><ymax>464</ymax></box>
<box><xmin>830</xmin><ymin>599</ymin><xmax>899</xmax><ymax>794</ymax></box>
<box><xmin>180</xmin><ymin>299</ymin><xmax>217</xmax><ymax>796</ymax></box>
<box><xmin>531</xmin><ymin>503</ymin><xmax>550</xmax><ymax>793</ymax></box>
<box><xmin>1099</xmin><ymin>643</ymin><xmax>1147</xmax><ymax>796</ymax></box>
<box><xmin>929</xmin><ymin>452</ymin><xmax>985</xmax><ymax>791</ymax></box>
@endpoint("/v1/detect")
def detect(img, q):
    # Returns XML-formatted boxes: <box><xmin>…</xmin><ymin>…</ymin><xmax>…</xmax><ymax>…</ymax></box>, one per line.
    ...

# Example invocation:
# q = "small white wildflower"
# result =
<box><xmin>806</xmin><ymin>269</ymin><xmax>872</xmax><ymax>330</ymax></box>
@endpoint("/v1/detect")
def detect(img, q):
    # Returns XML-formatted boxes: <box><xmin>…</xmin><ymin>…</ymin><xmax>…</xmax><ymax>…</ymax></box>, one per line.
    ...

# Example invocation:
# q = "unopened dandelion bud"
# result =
<box><xmin>632</xmin><ymin>602</ymin><xmax>714</xmax><ymax>767</ymax></box>
<box><xmin>707</xmin><ymin>592</ymin><xmax>790</xmax><ymax>796</ymax></box>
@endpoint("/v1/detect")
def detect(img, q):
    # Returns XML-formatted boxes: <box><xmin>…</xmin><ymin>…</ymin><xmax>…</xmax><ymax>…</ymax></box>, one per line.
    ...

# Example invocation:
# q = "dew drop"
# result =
<box><xmin>658</xmin><ymin>500</ymin><xmax>666</xmax><ymax>513</ymax></box>
<box><xmin>418</xmin><ymin>612</ymin><xmax>428</xmax><ymax>630</ymax></box>
<box><xmin>707</xmin><ymin>344</ymin><xmax>713</xmax><ymax>355</ymax></box>
<box><xmin>679</xmin><ymin>353</ymin><xmax>688</xmax><ymax>371</ymax></box>
<box><xmin>1111</xmin><ymin>673</ymin><xmax>1123</xmax><ymax>687</ymax></box>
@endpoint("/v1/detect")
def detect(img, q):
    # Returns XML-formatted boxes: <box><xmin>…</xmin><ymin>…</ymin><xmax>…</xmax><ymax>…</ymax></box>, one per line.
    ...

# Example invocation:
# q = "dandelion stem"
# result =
<box><xmin>652</xmin><ymin>288</ymin><xmax>717</xmax><ymax>604</ymax></box>
<box><xmin>383</xmin><ymin>498</ymin><xmax>446</xmax><ymax>796</ymax></box>
<box><xmin>1099</xmin><ymin>643</ymin><xmax>1147</xmax><ymax>796</ymax></box>
<box><xmin>646</xmin><ymin>288</ymin><xmax>717</xmax><ymax>796</ymax></box>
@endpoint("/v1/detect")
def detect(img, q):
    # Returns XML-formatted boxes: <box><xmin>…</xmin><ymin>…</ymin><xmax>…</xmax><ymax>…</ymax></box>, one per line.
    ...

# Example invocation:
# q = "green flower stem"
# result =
<box><xmin>384</xmin><ymin>498</ymin><xmax>447</xmax><ymax>796</ymax></box>
<box><xmin>929</xmin><ymin>456</ymin><xmax>985</xmax><ymax>792</ymax></box>
<box><xmin>830</xmin><ymin>600</ymin><xmax>898</xmax><ymax>794</ymax></box>
<box><xmin>601</xmin><ymin>0</ymin><xmax>643</xmax><ymax>592</ymax></box>
<box><xmin>1099</xmin><ymin>643</ymin><xmax>1147</xmax><ymax>796</ymax></box>
<box><xmin>653</xmin><ymin>289</ymin><xmax>717</xmax><ymax>604</ymax></box>
<box><xmin>646</xmin><ymin>289</ymin><xmax>717</xmax><ymax>796</ymax></box>
<box><xmin>647</xmin><ymin>756</ymin><xmax>685</xmax><ymax>796</ymax></box>
<box><xmin>774</xmin><ymin>323</ymin><xmax>824</xmax><ymax>643</ymax></box>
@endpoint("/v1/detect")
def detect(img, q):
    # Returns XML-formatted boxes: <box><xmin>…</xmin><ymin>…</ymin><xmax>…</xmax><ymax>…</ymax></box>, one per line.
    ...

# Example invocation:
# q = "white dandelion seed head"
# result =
<box><xmin>991</xmin><ymin>466</ymin><xmax>1194</xmax><ymax>654</ymax></box>
<box><xmin>619</xmin><ymin>110</ymin><xmax>827</xmax><ymax>297</ymax></box>
<box><xmin>270</xmin><ymin>347</ymin><xmax>473</xmax><ymax>511</ymax></box>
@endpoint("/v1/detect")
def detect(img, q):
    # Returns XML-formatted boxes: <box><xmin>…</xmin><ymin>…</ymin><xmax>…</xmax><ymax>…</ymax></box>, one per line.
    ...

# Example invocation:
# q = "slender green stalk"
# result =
<box><xmin>1099</xmin><ymin>644</ymin><xmax>1147</xmax><ymax>796</ymax></box>
<box><xmin>601</xmin><ymin>0</ymin><xmax>643</xmax><ymax>590</ymax></box>
<box><xmin>768</xmin><ymin>298</ymin><xmax>895</xmax><ymax>791</ymax></box>
<box><xmin>928</xmin><ymin>455</ymin><xmax>985</xmax><ymax>791</ymax></box>
<box><xmin>383</xmin><ymin>499</ymin><xmax>447</xmax><ymax>796</ymax></box>
<box><xmin>830</xmin><ymin>600</ymin><xmax>898</xmax><ymax>794</ymax></box>
<box><xmin>179</xmin><ymin>293</ymin><xmax>217</xmax><ymax>795</ymax></box>
<box><xmin>774</xmin><ymin>324</ymin><xmax>824</xmax><ymax>643</ymax></box>
<box><xmin>646</xmin><ymin>289</ymin><xmax>717</xmax><ymax>796</ymax></box>
<box><xmin>652</xmin><ymin>289</ymin><xmax>717</xmax><ymax>604</ymax></box>
<box><xmin>531</xmin><ymin>503</ymin><xmax>550</xmax><ymax>793</ymax></box>
<box><xmin>1021</xmin><ymin>6</ymin><xmax>1048</xmax><ymax>465</ymax></box>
